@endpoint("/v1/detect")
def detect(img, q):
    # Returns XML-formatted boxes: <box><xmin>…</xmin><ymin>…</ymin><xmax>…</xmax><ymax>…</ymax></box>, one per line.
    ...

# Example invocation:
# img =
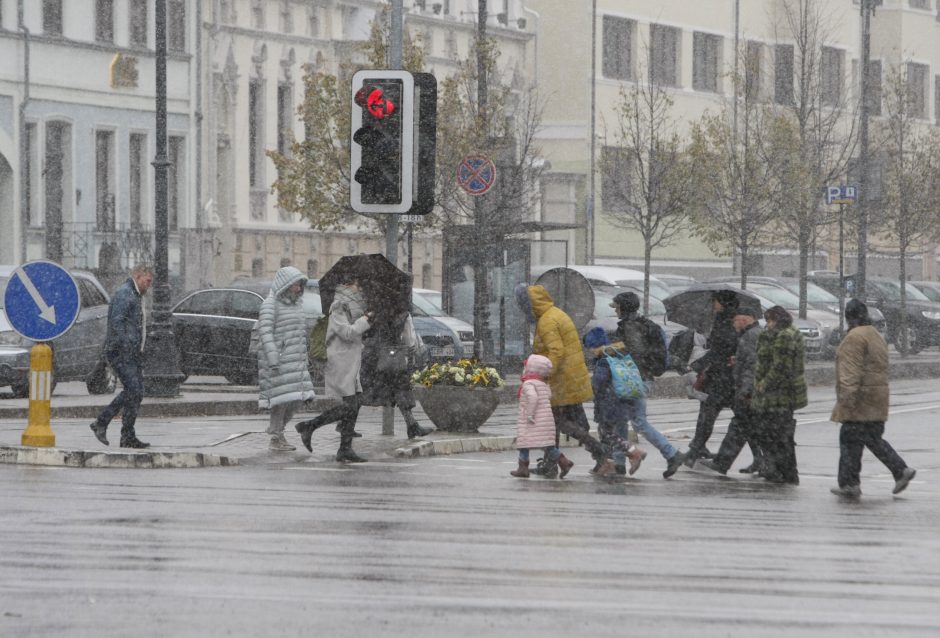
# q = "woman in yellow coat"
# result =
<box><xmin>526</xmin><ymin>285</ymin><xmax>615</xmax><ymax>476</ymax></box>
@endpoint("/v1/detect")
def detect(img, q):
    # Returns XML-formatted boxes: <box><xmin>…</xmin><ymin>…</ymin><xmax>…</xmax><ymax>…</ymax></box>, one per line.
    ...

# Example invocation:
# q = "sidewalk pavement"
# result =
<box><xmin>2</xmin><ymin>352</ymin><xmax>939</xmax><ymax>469</ymax></box>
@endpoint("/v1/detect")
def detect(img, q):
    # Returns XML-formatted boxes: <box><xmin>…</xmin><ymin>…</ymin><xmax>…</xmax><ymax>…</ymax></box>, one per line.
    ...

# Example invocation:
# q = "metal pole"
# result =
<box><xmin>588</xmin><ymin>0</ymin><xmax>596</xmax><ymax>265</ymax></box>
<box><xmin>857</xmin><ymin>0</ymin><xmax>873</xmax><ymax>299</ymax></box>
<box><xmin>143</xmin><ymin>0</ymin><xmax>184</xmax><ymax>396</ymax></box>
<box><xmin>472</xmin><ymin>0</ymin><xmax>490</xmax><ymax>361</ymax></box>
<box><xmin>383</xmin><ymin>0</ymin><xmax>404</xmax><ymax>436</ymax></box>
<box><xmin>17</xmin><ymin>0</ymin><xmax>30</xmax><ymax>264</ymax></box>
<box><xmin>839</xmin><ymin>203</ymin><xmax>845</xmax><ymax>334</ymax></box>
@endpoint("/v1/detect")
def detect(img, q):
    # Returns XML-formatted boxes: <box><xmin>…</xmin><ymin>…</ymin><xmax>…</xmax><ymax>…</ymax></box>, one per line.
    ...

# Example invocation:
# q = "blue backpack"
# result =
<box><xmin>602</xmin><ymin>346</ymin><xmax>647</xmax><ymax>400</ymax></box>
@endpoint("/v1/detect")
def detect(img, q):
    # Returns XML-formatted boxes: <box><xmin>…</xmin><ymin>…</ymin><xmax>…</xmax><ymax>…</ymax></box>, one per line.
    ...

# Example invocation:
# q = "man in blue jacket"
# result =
<box><xmin>89</xmin><ymin>264</ymin><xmax>153</xmax><ymax>448</ymax></box>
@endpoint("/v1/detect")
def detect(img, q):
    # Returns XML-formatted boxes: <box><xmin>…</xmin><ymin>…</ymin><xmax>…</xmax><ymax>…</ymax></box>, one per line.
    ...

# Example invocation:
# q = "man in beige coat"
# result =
<box><xmin>830</xmin><ymin>300</ymin><xmax>916</xmax><ymax>498</ymax></box>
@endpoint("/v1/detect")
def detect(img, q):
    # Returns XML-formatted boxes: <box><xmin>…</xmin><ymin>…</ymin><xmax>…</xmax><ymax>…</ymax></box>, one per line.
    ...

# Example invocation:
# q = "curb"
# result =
<box><xmin>0</xmin><ymin>446</ymin><xmax>238</xmax><ymax>469</ymax></box>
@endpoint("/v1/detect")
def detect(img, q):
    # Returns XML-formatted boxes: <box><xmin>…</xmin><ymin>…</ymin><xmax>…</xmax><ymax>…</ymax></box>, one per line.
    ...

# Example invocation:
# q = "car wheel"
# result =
<box><xmin>224</xmin><ymin>371</ymin><xmax>258</xmax><ymax>386</ymax></box>
<box><xmin>86</xmin><ymin>361</ymin><xmax>118</xmax><ymax>395</ymax></box>
<box><xmin>10</xmin><ymin>380</ymin><xmax>29</xmax><ymax>399</ymax></box>
<box><xmin>894</xmin><ymin>326</ymin><xmax>922</xmax><ymax>355</ymax></box>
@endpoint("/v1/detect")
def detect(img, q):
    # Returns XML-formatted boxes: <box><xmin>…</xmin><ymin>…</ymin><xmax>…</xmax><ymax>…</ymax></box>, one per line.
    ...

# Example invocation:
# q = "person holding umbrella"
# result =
<box><xmin>294</xmin><ymin>273</ymin><xmax>373</xmax><ymax>462</ymax></box>
<box><xmin>683</xmin><ymin>289</ymin><xmax>740</xmax><ymax>467</ymax></box>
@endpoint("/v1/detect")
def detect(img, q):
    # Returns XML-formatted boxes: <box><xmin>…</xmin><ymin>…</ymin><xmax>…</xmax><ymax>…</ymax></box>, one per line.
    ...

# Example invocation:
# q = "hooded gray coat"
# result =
<box><xmin>324</xmin><ymin>284</ymin><xmax>372</xmax><ymax>399</ymax></box>
<box><xmin>257</xmin><ymin>267</ymin><xmax>315</xmax><ymax>409</ymax></box>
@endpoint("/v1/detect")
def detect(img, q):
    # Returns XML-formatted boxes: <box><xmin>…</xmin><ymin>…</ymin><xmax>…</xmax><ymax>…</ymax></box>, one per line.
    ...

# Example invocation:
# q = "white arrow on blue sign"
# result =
<box><xmin>2</xmin><ymin>260</ymin><xmax>81</xmax><ymax>342</ymax></box>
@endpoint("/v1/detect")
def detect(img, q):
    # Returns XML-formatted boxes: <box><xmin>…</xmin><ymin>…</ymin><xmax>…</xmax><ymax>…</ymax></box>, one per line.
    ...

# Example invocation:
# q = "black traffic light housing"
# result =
<box><xmin>350</xmin><ymin>70</ymin><xmax>436</xmax><ymax>215</ymax></box>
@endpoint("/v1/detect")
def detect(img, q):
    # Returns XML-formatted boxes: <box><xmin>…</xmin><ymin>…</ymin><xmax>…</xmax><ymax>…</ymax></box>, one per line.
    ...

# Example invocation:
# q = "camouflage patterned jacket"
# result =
<box><xmin>752</xmin><ymin>325</ymin><xmax>807</xmax><ymax>412</ymax></box>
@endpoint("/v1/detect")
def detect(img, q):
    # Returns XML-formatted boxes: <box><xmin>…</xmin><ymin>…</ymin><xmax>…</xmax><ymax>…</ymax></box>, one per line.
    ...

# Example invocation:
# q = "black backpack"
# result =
<box><xmin>619</xmin><ymin>317</ymin><xmax>668</xmax><ymax>378</ymax></box>
<box><xmin>667</xmin><ymin>328</ymin><xmax>696</xmax><ymax>373</ymax></box>
<box><xmin>642</xmin><ymin>319</ymin><xmax>668</xmax><ymax>377</ymax></box>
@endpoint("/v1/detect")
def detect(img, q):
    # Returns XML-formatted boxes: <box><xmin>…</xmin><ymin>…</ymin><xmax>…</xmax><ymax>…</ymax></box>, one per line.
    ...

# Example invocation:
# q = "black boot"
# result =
<box><xmin>335</xmin><ymin>448</ymin><xmax>367</xmax><ymax>463</ymax></box>
<box><xmin>120</xmin><ymin>435</ymin><xmax>150</xmax><ymax>449</ymax></box>
<box><xmin>295</xmin><ymin>418</ymin><xmax>324</xmax><ymax>453</ymax></box>
<box><xmin>89</xmin><ymin>422</ymin><xmax>109</xmax><ymax>446</ymax></box>
<box><xmin>407</xmin><ymin>423</ymin><xmax>433</xmax><ymax>439</ymax></box>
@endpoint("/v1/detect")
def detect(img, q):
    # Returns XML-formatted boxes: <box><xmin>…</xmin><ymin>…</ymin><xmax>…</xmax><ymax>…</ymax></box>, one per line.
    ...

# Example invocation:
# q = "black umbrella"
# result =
<box><xmin>319</xmin><ymin>253</ymin><xmax>412</xmax><ymax>317</ymax></box>
<box><xmin>663</xmin><ymin>283</ymin><xmax>763</xmax><ymax>333</ymax></box>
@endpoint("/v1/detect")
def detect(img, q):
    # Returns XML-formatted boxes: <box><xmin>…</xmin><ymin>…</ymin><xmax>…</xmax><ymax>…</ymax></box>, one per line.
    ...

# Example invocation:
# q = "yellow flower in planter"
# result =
<box><xmin>411</xmin><ymin>358</ymin><xmax>505</xmax><ymax>389</ymax></box>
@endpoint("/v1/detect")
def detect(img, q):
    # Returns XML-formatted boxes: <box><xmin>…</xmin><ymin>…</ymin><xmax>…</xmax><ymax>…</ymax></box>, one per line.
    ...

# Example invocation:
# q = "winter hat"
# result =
<box><xmin>712</xmin><ymin>289</ymin><xmax>740</xmax><ymax>309</ymax></box>
<box><xmin>514</xmin><ymin>282</ymin><xmax>535</xmax><ymax>323</ymax></box>
<box><xmin>845</xmin><ymin>298</ymin><xmax>870</xmax><ymax>325</ymax></box>
<box><xmin>523</xmin><ymin>354</ymin><xmax>553</xmax><ymax>379</ymax></box>
<box><xmin>610</xmin><ymin>291</ymin><xmax>640</xmax><ymax>313</ymax></box>
<box><xmin>583</xmin><ymin>326</ymin><xmax>610</xmax><ymax>349</ymax></box>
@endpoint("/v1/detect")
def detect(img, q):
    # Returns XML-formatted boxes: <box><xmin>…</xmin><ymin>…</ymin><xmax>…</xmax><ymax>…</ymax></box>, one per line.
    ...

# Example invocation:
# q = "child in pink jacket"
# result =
<box><xmin>511</xmin><ymin>354</ymin><xmax>574</xmax><ymax>479</ymax></box>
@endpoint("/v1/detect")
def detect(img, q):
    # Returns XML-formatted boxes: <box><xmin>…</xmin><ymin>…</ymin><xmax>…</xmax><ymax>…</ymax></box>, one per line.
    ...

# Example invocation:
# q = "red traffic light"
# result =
<box><xmin>355</xmin><ymin>86</ymin><xmax>396</xmax><ymax>119</ymax></box>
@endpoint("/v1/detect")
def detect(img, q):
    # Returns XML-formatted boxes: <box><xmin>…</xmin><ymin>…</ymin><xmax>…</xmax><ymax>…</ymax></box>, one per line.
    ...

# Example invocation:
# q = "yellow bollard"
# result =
<box><xmin>21</xmin><ymin>343</ymin><xmax>55</xmax><ymax>447</ymax></box>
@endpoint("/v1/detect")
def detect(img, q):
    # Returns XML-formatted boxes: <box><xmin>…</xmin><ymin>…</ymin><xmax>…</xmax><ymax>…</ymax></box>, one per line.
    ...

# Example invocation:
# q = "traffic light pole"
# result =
<box><xmin>382</xmin><ymin>0</ymin><xmax>404</xmax><ymax>436</ymax></box>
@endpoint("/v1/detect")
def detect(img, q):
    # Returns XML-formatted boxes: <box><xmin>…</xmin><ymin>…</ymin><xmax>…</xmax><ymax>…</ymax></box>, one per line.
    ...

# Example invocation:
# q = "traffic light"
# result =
<box><xmin>350</xmin><ymin>70</ymin><xmax>414</xmax><ymax>213</ymax></box>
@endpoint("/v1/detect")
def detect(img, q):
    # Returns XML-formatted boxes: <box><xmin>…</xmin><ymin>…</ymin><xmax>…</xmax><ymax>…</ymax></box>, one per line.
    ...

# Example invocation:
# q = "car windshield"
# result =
<box><xmin>749</xmin><ymin>283</ymin><xmax>801</xmax><ymax>309</ymax></box>
<box><xmin>780</xmin><ymin>280</ymin><xmax>839</xmax><ymax>303</ymax></box>
<box><xmin>417</xmin><ymin>290</ymin><xmax>443</xmax><ymax>310</ymax></box>
<box><xmin>873</xmin><ymin>280</ymin><xmax>930</xmax><ymax>302</ymax></box>
<box><xmin>594</xmin><ymin>290</ymin><xmax>666</xmax><ymax>317</ymax></box>
<box><xmin>412</xmin><ymin>292</ymin><xmax>445</xmax><ymax>317</ymax></box>
<box><xmin>916</xmin><ymin>285</ymin><xmax>940</xmax><ymax>302</ymax></box>
<box><xmin>615</xmin><ymin>279</ymin><xmax>671</xmax><ymax>299</ymax></box>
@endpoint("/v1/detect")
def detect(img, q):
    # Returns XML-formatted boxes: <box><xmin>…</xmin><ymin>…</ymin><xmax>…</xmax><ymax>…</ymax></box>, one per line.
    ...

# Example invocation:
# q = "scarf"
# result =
<box><xmin>332</xmin><ymin>284</ymin><xmax>366</xmax><ymax>321</ymax></box>
<box><xmin>517</xmin><ymin>371</ymin><xmax>545</xmax><ymax>398</ymax></box>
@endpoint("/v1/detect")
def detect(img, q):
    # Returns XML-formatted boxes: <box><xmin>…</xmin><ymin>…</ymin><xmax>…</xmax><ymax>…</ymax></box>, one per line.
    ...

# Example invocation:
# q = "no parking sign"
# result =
<box><xmin>457</xmin><ymin>155</ymin><xmax>497</xmax><ymax>196</ymax></box>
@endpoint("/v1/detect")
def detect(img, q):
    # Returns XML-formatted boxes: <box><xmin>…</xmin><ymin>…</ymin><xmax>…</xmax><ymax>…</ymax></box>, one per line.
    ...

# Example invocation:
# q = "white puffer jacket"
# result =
<box><xmin>515</xmin><ymin>354</ymin><xmax>557</xmax><ymax>449</ymax></box>
<box><xmin>257</xmin><ymin>266</ymin><xmax>315</xmax><ymax>409</ymax></box>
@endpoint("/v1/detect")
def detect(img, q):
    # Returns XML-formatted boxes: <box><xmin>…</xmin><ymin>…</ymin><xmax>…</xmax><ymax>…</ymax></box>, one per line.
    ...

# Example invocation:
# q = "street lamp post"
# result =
<box><xmin>856</xmin><ymin>0</ymin><xmax>879</xmax><ymax>299</ymax></box>
<box><xmin>143</xmin><ymin>0</ymin><xmax>184</xmax><ymax>397</ymax></box>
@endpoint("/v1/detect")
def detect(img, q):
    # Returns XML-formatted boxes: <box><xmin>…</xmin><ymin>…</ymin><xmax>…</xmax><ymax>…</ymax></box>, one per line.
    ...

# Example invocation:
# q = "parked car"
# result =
<box><xmin>411</xmin><ymin>287</ymin><xmax>475</xmax><ymax>354</ymax></box>
<box><xmin>0</xmin><ymin>266</ymin><xmax>117</xmax><ymax>398</ymax></box>
<box><xmin>707</xmin><ymin>277</ymin><xmax>842</xmax><ymax>357</ymax></box>
<box><xmin>531</xmin><ymin>264</ymin><xmax>673</xmax><ymax>301</ymax></box>
<box><xmin>652</xmin><ymin>273</ymin><xmax>697</xmax><ymax>293</ymax></box>
<box><xmin>769</xmin><ymin>276</ymin><xmax>887</xmax><ymax>337</ymax></box>
<box><xmin>171</xmin><ymin>280</ymin><xmax>465</xmax><ymax>386</ymax></box>
<box><xmin>809</xmin><ymin>273</ymin><xmax>940</xmax><ymax>354</ymax></box>
<box><xmin>587</xmin><ymin>287</ymin><xmax>687</xmax><ymax>344</ymax></box>
<box><xmin>910</xmin><ymin>281</ymin><xmax>940</xmax><ymax>303</ymax></box>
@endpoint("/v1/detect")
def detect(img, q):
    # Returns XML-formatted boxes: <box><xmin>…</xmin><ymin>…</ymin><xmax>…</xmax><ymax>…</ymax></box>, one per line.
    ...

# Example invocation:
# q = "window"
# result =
<box><xmin>129</xmin><ymin>133</ymin><xmax>147</xmax><ymax>229</ymax></box>
<box><xmin>307</xmin><ymin>7</ymin><xmax>319</xmax><ymax>37</ymax></box>
<box><xmin>79</xmin><ymin>279</ymin><xmax>108</xmax><ymax>308</ymax></box>
<box><xmin>24</xmin><ymin>123</ymin><xmax>38</xmax><ymax>227</ymax></box>
<box><xmin>935</xmin><ymin>75</ymin><xmax>940</xmax><ymax>126</ymax></box>
<box><xmin>602</xmin><ymin>16</ymin><xmax>634</xmax><ymax>81</ymax></box>
<box><xmin>866</xmin><ymin>59</ymin><xmax>882</xmax><ymax>116</ymax></box>
<box><xmin>277</xmin><ymin>83</ymin><xmax>293</xmax><ymax>157</ymax></box>
<box><xmin>96</xmin><ymin>0</ymin><xmax>114</xmax><ymax>42</ymax></box>
<box><xmin>910</xmin><ymin>0</ymin><xmax>930</xmax><ymax>9</ymax></box>
<box><xmin>248</xmin><ymin>80</ymin><xmax>265</xmax><ymax>188</ymax></box>
<box><xmin>693</xmin><ymin>32</ymin><xmax>721</xmax><ymax>92</ymax></box>
<box><xmin>95</xmin><ymin>131</ymin><xmax>115</xmax><ymax>232</ymax></box>
<box><xmin>168</xmin><ymin>136</ymin><xmax>185</xmax><ymax>231</ymax></box>
<box><xmin>177</xmin><ymin>290</ymin><xmax>229</xmax><ymax>316</ymax></box>
<box><xmin>43</xmin><ymin>0</ymin><xmax>62</xmax><ymax>35</ymax></box>
<box><xmin>251</xmin><ymin>0</ymin><xmax>265</xmax><ymax>29</ymax></box>
<box><xmin>280</xmin><ymin>1</ymin><xmax>293</xmax><ymax>33</ymax></box>
<box><xmin>821</xmin><ymin>46</ymin><xmax>844</xmax><ymax>106</ymax></box>
<box><xmin>219</xmin><ymin>0</ymin><xmax>233</xmax><ymax>24</ymax></box>
<box><xmin>601</xmin><ymin>146</ymin><xmax>630</xmax><ymax>212</ymax></box>
<box><xmin>774</xmin><ymin>44</ymin><xmax>794</xmax><ymax>105</ymax></box>
<box><xmin>44</xmin><ymin>122</ymin><xmax>72</xmax><ymax>238</ymax></box>
<box><xmin>745</xmin><ymin>41</ymin><xmax>762</xmax><ymax>100</ymax></box>
<box><xmin>650</xmin><ymin>24</ymin><xmax>680</xmax><ymax>87</ymax></box>
<box><xmin>907</xmin><ymin>62</ymin><xmax>928</xmax><ymax>118</ymax></box>
<box><xmin>129</xmin><ymin>0</ymin><xmax>147</xmax><ymax>48</ymax></box>
<box><xmin>230</xmin><ymin>291</ymin><xmax>263</xmax><ymax>320</ymax></box>
<box><xmin>168</xmin><ymin>0</ymin><xmax>186</xmax><ymax>53</ymax></box>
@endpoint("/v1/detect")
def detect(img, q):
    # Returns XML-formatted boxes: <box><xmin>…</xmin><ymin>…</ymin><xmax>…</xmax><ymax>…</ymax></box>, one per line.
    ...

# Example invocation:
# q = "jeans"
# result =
<box><xmin>94</xmin><ymin>356</ymin><xmax>144</xmax><ymax>439</ymax></box>
<box><xmin>838</xmin><ymin>421</ymin><xmax>908</xmax><ymax>488</ymax></box>
<box><xmin>625</xmin><ymin>396</ymin><xmax>677</xmax><ymax>460</ymax></box>
<box><xmin>518</xmin><ymin>447</ymin><xmax>560</xmax><ymax>463</ymax></box>
<box><xmin>688</xmin><ymin>400</ymin><xmax>731</xmax><ymax>459</ymax></box>
<box><xmin>598</xmin><ymin>421</ymin><xmax>632</xmax><ymax>467</ymax></box>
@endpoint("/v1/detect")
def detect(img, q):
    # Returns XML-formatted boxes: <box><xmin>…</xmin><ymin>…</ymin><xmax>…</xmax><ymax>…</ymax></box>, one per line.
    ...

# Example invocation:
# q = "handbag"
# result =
<box><xmin>376</xmin><ymin>346</ymin><xmax>410</xmax><ymax>374</ymax></box>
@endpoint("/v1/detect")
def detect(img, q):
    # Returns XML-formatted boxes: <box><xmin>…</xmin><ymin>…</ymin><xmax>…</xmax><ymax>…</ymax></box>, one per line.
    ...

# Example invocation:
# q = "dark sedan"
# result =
<box><xmin>171</xmin><ymin>280</ymin><xmax>464</xmax><ymax>385</ymax></box>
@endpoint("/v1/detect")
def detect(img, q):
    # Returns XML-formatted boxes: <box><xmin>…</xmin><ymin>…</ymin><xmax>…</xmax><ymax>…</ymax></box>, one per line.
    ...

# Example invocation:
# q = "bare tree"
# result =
<box><xmin>877</xmin><ymin>64</ymin><xmax>940</xmax><ymax>355</ymax></box>
<box><xmin>688</xmin><ymin>47</ymin><xmax>780</xmax><ymax>289</ymax></box>
<box><xmin>600</xmin><ymin>45</ymin><xmax>696</xmax><ymax>313</ymax></box>
<box><xmin>766</xmin><ymin>0</ymin><xmax>858</xmax><ymax>317</ymax></box>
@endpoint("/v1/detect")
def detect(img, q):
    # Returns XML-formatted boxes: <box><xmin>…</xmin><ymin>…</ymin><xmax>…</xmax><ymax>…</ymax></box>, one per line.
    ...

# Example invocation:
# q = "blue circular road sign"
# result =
<box><xmin>457</xmin><ymin>155</ymin><xmax>497</xmax><ymax>196</ymax></box>
<box><xmin>3</xmin><ymin>260</ymin><xmax>81</xmax><ymax>342</ymax></box>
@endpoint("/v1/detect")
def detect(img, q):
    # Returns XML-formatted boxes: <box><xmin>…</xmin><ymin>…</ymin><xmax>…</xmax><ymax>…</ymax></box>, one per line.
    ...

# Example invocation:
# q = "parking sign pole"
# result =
<box><xmin>839</xmin><ymin>203</ymin><xmax>846</xmax><ymax>334</ymax></box>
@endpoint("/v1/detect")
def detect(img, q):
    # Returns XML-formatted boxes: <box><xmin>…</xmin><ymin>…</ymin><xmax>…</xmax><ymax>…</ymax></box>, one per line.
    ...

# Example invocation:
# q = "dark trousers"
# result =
<box><xmin>552</xmin><ymin>403</ymin><xmax>608</xmax><ymax>462</ymax></box>
<box><xmin>310</xmin><ymin>394</ymin><xmax>362</xmax><ymax>449</ymax></box>
<box><xmin>838</xmin><ymin>421</ymin><xmax>908</xmax><ymax>488</ymax></box>
<box><xmin>94</xmin><ymin>357</ymin><xmax>144</xmax><ymax>440</ymax></box>
<box><xmin>757</xmin><ymin>410</ymin><xmax>799</xmax><ymax>484</ymax></box>
<box><xmin>712</xmin><ymin>404</ymin><xmax>762</xmax><ymax>473</ymax></box>
<box><xmin>688</xmin><ymin>399</ymin><xmax>730</xmax><ymax>459</ymax></box>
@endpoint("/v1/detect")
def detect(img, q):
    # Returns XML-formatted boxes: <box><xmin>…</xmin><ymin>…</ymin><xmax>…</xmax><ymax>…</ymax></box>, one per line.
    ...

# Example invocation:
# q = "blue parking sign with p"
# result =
<box><xmin>3</xmin><ymin>260</ymin><xmax>81</xmax><ymax>342</ymax></box>
<box><xmin>826</xmin><ymin>184</ymin><xmax>857</xmax><ymax>205</ymax></box>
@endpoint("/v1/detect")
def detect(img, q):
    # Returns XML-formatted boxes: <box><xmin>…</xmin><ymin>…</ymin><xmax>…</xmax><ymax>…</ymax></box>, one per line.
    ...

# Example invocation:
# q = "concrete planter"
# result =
<box><xmin>413</xmin><ymin>385</ymin><xmax>501</xmax><ymax>432</ymax></box>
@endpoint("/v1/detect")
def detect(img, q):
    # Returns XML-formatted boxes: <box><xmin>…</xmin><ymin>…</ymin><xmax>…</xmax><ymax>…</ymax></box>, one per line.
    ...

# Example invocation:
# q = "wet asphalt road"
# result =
<box><xmin>1</xmin><ymin>383</ymin><xmax>938</xmax><ymax>637</ymax></box>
